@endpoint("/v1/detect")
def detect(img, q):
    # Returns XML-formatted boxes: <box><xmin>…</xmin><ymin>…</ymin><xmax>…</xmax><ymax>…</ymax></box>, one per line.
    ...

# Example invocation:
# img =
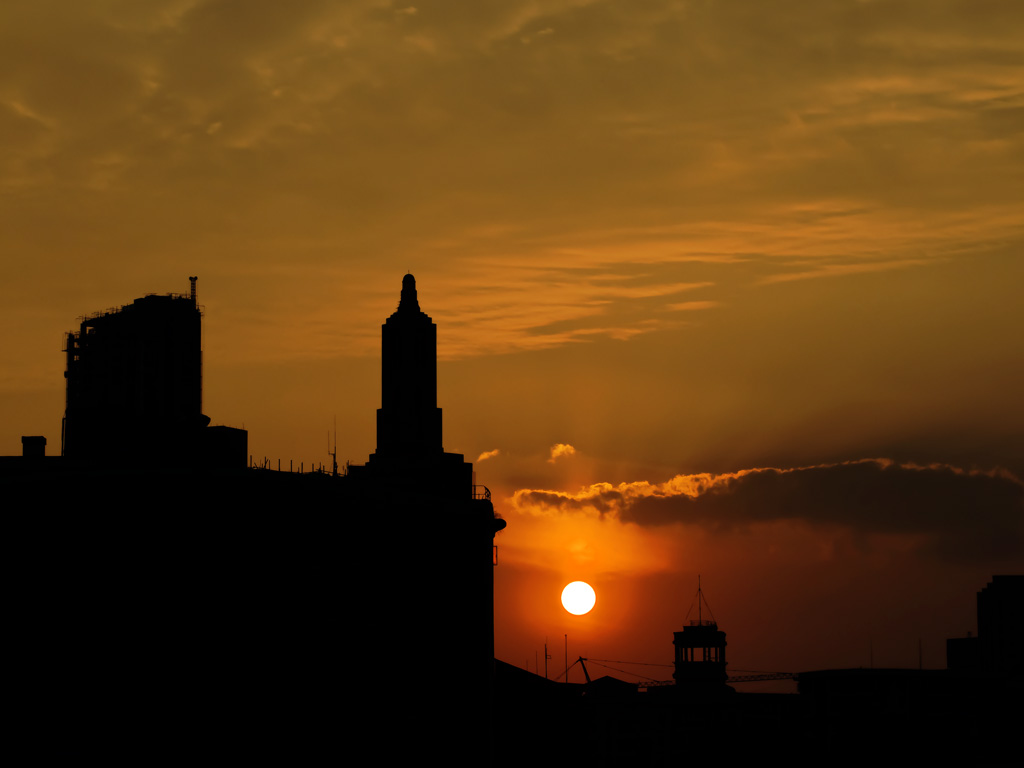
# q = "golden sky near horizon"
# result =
<box><xmin>3</xmin><ymin>1</ymin><xmax>1023</xmax><ymax>681</ymax></box>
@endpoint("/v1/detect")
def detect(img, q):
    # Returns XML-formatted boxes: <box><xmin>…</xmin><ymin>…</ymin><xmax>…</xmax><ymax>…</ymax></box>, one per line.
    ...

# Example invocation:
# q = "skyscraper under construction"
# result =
<box><xmin>62</xmin><ymin>277</ymin><xmax>243</xmax><ymax>467</ymax></box>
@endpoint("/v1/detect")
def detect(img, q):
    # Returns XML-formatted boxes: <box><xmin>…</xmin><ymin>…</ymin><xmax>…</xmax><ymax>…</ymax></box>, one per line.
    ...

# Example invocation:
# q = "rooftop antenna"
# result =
<box><xmin>685</xmin><ymin>575</ymin><xmax>717</xmax><ymax>627</ymax></box>
<box><xmin>189</xmin><ymin>276</ymin><xmax>198</xmax><ymax>304</ymax></box>
<box><xmin>328</xmin><ymin>417</ymin><xmax>338</xmax><ymax>477</ymax></box>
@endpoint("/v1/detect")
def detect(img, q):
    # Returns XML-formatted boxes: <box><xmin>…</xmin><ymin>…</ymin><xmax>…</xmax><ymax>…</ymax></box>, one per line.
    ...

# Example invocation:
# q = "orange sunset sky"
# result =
<box><xmin>3</xmin><ymin>1</ymin><xmax>1022</xmax><ymax>684</ymax></box>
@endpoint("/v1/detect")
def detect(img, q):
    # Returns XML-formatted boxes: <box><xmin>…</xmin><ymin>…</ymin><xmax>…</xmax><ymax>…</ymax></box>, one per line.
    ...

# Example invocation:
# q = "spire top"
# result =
<box><xmin>399</xmin><ymin>273</ymin><xmax>420</xmax><ymax>312</ymax></box>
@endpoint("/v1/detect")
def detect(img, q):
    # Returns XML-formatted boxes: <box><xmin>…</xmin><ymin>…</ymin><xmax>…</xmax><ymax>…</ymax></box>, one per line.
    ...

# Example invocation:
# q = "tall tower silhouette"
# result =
<box><xmin>359</xmin><ymin>273</ymin><xmax>475</xmax><ymax>500</ymax></box>
<box><xmin>376</xmin><ymin>274</ymin><xmax>443</xmax><ymax>457</ymax></box>
<box><xmin>347</xmin><ymin>273</ymin><xmax>505</xmax><ymax>762</ymax></box>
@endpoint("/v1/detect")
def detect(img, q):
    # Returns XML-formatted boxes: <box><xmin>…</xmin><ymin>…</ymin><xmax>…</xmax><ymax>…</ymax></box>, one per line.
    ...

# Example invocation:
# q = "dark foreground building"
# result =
<box><xmin>7</xmin><ymin>276</ymin><xmax>503</xmax><ymax>763</ymax></box>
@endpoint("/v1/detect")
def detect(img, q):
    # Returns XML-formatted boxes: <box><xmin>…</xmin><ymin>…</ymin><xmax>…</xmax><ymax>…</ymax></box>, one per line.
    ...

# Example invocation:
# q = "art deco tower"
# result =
<box><xmin>360</xmin><ymin>274</ymin><xmax>475</xmax><ymax>499</ymax></box>
<box><xmin>348</xmin><ymin>274</ymin><xmax>504</xmax><ymax>762</ymax></box>
<box><xmin>376</xmin><ymin>274</ymin><xmax>443</xmax><ymax>457</ymax></box>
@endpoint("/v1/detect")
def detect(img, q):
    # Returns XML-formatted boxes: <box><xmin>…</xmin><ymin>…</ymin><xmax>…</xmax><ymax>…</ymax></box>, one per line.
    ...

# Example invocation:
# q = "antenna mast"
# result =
<box><xmin>328</xmin><ymin>417</ymin><xmax>339</xmax><ymax>477</ymax></box>
<box><xmin>685</xmin><ymin>575</ymin><xmax>717</xmax><ymax>627</ymax></box>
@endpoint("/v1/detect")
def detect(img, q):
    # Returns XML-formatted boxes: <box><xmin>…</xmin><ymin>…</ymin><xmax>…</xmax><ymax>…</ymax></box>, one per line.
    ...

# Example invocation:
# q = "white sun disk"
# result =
<box><xmin>561</xmin><ymin>581</ymin><xmax>596</xmax><ymax>615</ymax></box>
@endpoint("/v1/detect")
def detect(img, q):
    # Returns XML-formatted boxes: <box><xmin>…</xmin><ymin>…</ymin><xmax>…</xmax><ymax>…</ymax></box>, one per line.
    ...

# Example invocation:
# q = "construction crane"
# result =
<box><xmin>557</xmin><ymin>656</ymin><xmax>592</xmax><ymax>684</ymax></box>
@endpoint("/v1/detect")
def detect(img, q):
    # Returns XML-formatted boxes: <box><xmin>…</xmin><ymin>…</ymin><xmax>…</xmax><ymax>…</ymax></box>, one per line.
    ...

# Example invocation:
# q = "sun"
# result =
<box><xmin>561</xmin><ymin>581</ymin><xmax>596</xmax><ymax>615</ymax></box>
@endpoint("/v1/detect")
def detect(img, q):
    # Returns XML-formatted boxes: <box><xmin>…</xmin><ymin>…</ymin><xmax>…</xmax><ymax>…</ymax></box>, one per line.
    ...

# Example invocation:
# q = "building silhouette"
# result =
<box><xmin>6</xmin><ymin>276</ymin><xmax>1018</xmax><ymax>765</ymax></box>
<box><xmin>947</xmin><ymin>574</ymin><xmax>1023</xmax><ymax>683</ymax></box>
<box><xmin>378</xmin><ymin>273</ymin><xmax>443</xmax><ymax>456</ymax></box>
<box><xmin>347</xmin><ymin>274</ymin><xmax>505</xmax><ymax>761</ymax></box>
<box><xmin>61</xmin><ymin>277</ymin><xmax>244</xmax><ymax>467</ymax></box>
<box><xmin>672</xmin><ymin>581</ymin><xmax>731</xmax><ymax>694</ymax></box>
<box><xmin>6</xmin><ymin>274</ymin><xmax>504</xmax><ymax>763</ymax></box>
<box><xmin>495</xmin><ymin>575</ymin><xmax>1021</xmax><ymax>767</ymax></box>
<box><xmin>350</xmin><ymin>273</ymin><xmax>475</xmax><ymax>499</ymax></box>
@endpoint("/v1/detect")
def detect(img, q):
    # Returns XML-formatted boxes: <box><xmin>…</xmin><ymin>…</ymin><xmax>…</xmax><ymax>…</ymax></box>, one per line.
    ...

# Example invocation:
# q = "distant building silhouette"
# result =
<box><xmin>672</xmin><ymin>579</ymin><xmax>731</xmax><ymax>693</ymax></box>
<box><xmin>496</xmin><ymin>577</ymin><xmax>1020</xmax><ymax>767</ymax></box>
<box><xmin>673</xmin><ymin>621</ymin><xmax>729</xmax><ymax>688</ymax></box>
<box><xmin>948</xmin><ymin>574</ymin><xmax>1023</xmax><ymax>682</ymax></box>
<box><xmin>978</xmin><ymin>575</ymin><xmax>1023</xmax><ymax>678</ymax></box>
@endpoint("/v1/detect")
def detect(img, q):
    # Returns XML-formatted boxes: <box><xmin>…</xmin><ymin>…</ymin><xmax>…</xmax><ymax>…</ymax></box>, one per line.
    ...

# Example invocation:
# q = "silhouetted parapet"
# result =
<box><xmin>352</xmin><ymin>450</ymin><xmax>474</xmax><ymax>502</ymax></box>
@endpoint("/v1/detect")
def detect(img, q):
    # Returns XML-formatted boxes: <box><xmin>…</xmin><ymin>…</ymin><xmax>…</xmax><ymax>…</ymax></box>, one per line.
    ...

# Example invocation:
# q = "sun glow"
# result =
<box><xmin>561</xmin><ymin>581</ymin><xmax>596</xmax><ymax>615</ymax></box>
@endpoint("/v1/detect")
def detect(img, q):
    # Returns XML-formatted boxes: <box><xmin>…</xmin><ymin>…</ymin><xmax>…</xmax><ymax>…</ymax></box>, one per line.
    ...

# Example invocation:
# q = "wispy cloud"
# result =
<box><xmin>4</xmin><ymin>0</ymin><xmax>1024</xmax><ymax>398</ymax></box>
<box><xmin>760</xmin><ymin>258</ymin><xmax>933</xmax><ymax>284</ymax></box>
<box><xmin>665</xmin><ymin>300</ymin><xmax>720</xmax><ymax>312</ymax></box>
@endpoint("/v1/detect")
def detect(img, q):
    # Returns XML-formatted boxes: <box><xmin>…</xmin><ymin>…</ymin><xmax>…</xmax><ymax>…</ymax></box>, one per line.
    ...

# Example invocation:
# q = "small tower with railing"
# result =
<box><xmin>673</xmin><ymin>577</ymin><xmax>729</xmax><ymax>688</ymax></box>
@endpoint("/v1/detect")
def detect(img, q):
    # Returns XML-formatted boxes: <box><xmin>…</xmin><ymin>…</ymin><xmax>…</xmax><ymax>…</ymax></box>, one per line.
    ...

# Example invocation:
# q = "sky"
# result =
<box><xmin>3</xmin><ymin>0</ymin><xmax>1023</xmax><ymax>685</ymax></box>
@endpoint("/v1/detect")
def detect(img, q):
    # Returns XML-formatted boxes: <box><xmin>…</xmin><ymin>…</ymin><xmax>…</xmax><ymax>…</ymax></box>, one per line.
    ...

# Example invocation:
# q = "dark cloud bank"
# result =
<box><xmin>516</xmin><ymin>460</ymin><xmax>1024</xmax><ymax>563</ymax></box>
